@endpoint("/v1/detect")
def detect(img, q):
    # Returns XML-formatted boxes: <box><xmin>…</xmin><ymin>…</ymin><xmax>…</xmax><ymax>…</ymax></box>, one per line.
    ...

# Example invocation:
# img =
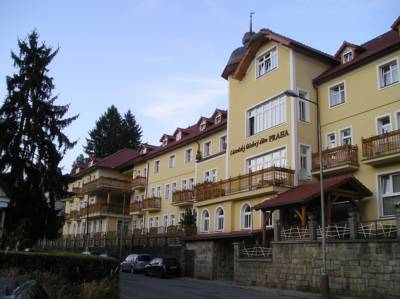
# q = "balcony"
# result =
<box><xmin>131</xmin><ymin>176</ymin><xmax>146</xmax><ymax>191</ymax></box>
<box><xmin>129</xmin><ymin>201</ymin><xmax>143</xmax><ymax>214</ymax></box>
<box><xmin>312</xmin><ymin>144</ymin><xmax>359</xmax><ymax>176</ymax></box>
<box><xmin>64</xmin><ymin>210</ymin><xmax>80</xmax><ymax>221</ymax></box>
<box><xmin>81</xmin><ymin>176</ymin><xmax>133</xmax><ymax>194</ymax></box>
<box><xmin>79</xmin><ymin>203</ymin><xmax>129</xmax><ymax>218</ymax></box>
<box><xmin>143</xmin><ymin>197</ymin><xmax>161</xmax><ymax>211</ymax></box>
<box><xmin>172</xmin><ymin>190</ymin><xmax>194</xmax><ymax>206</ymax></box>
<box><xmin>194</xmin><ymin>166</ymin><xmax>294</xmax><ymax>202</ymax></box>
<box><xmin>72</xmin><ymin>187</ymin><xmax>83</xmax><ymax>197</ymax></box>
<box><xmin>362</xmin><ymin>129</ymin><xmax>400</xmax><ymax>166</ymax></box>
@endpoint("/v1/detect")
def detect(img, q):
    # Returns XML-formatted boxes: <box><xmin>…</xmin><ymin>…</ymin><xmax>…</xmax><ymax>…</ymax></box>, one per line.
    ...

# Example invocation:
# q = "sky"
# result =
<box><xmin>0</xmin><ymin>0</ymin><xmax>398</xmax><ymax>173</ymax></box>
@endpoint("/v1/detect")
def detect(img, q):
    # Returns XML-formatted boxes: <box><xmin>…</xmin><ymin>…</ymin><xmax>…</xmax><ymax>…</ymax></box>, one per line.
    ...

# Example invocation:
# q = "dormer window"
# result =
<box><xmin>140</xmin><ymin>147</ymin><xmax>147</xmax><ymax>155</ymax></box>
<box><xmin>199</xmin><ymin>120</ymin><xmax>207</xmax><ymax>132</ymax></box>
<box><xmin>89</xmin><ymin>160</ymin><xmax>94</xmax><ymax>167</ymax></box>
<box><xmin>343</xmin><ymin>50</ymin><xmax>353</xmax><ymax>63</ymax></box>
<box><xmin>176</xmin><ymin>131</ymin><xmax>182</xmax><ymax>141</ymax></box>
<box><xmin>162</xmin><ymin>137</ymin><xmax>168</xmax><ymax>147</ymax></box>
<box><xmin>215</xmin><ymin>113</ymin><xmax>222</xmax><ymax>124</ymax></box>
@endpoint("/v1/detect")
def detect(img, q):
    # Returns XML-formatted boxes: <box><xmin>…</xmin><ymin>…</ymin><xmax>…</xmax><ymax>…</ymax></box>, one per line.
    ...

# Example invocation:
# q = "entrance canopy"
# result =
<box><xmin>253</xmin><ymin>175</ymin><xmax>372</xmax><ymax>211</ymax></box>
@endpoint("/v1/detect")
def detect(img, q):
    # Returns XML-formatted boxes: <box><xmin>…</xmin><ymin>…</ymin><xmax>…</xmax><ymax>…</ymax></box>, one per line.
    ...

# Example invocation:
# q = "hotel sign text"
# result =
<box><xmin>230</xmin><ymin>130</ymin><xmax>289</xmax><ymax>155</ymax></box>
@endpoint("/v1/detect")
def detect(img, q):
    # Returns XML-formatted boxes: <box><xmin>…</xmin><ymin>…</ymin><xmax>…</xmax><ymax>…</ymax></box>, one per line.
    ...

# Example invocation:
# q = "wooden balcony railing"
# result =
<box><xmin>129</xmin><ymin>201</ymin><xmax>143</xmax><ymax>213</ymax></box>
<box><xmin>172</xmin><ymin>190</ymin><xmax>194</xmax><ymax>205</ymax></box>
<box><xmin>362</xmin><ymin>129</ymin><xmax>400</xmax><ymax>160</ymax></box>
<box><xmin>79</xmin><ymin>203</ymin><xmax>129</xmax><ymax>218</ymax></box>
<box><xmin>72</xmin><ymin>187</ymin><xmax>83</xmax><ymax>196</ymax></box>
<box><xmin>312</xmin><ymin>144</ymin><xmax>359</xmax><ymax>171</ymax></box>
<box><xmin>143</xmin><ymin>197</ymin><xmax>161</xmax><ymax>210</ymax></box>
<box><xmin>194</xmin><ymin>166</ymin><xmax>294</xmax><ymax>202</ymax></box>
<box><xmin>132</xmin><ymin>176</ymin><xmax>146</xmax><ymax>189</ymax></box>
<box><xmin>81</xmin><ymin>176</ymin><xmax>133</xmax><ymax>194</ymax></box>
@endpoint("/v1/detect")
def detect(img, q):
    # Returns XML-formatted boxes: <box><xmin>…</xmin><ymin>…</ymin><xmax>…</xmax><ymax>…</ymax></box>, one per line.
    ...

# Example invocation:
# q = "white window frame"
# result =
<box><xmin>176</xmin><ymin>131</ymin><xmax>182</xmax><ymax>141</ymax></box>
<box><xmin>188</xmin><ymin>178</ymin><xmax>195</xmax><ymax>189</ymax></box>
<box><xmin>169</xmin><ymin>214</ymin><xmax>175</xmax><ymax>226</ymax></box>
<box><xmin>377</xmin><ymin>171</ymin><xmax>400</xmax><ymax>218</ymax></box>
<box><xmin>168</xmin><ymin>154</ymin><xmax>176</xmax><ymax>168</ymax></box>
<box><xmin>245</xmin><ymin>146</ymin><xmax>288</xmax><ymax>173</ymax></box>
<box><xmin>182</xmin><ymin>179</ymin><xmax>187</xmax><ymax>190</ymax></box>
<box><xmin>396</xmin><ymin>110</ymin><xmax>400</xmax><ymax>130</ymax></box>
<box><xmin>241</xmin><ymin>203</ymin><xmax>252</xmax><ymax>230</ymax></box>
<box><xmin>156</xmin><ymin>186</ymin><xmax>161</xmax><ymax>198</ymax></box>
<box><xmin>326</xmin><ymin>132</ymin><xmax>336</xmax><ymax>149</ymax></box>
<box><xmin>339</xmin><ymin>126</ymin><xmax>352</xmax><ymax>146</ymax></box>
<box><xmin>375</xmin><ymin>113</ymin><xmax>392</xmax><ymax>135</ymax></box>
<box><xmin>154</xmin><ymin>160</ymin><xmax>160</xmax><ymax>173</ymax></box>
<box><xmin>199</xmin><ymin>120</ymin><xmax>207</xmax><ymax>132</ymax></box>
<box><xmin>342</xmin><ymin>49</ymin><xmax>353</xmax><ymax>63</ymax></box>
<box><xmin>220</xmin><ymin>135</ymin><xmax>227</xmax><ymax>152</ymax></box>
<box><xmin>256</xmin><ymin>46</ymin><xmax>278</xmax><ymax>78</ymax></box>
<box><xmin>201</xmin><ymin>209</ymin><xmax>210</xmax><ymax>232</ymax></box>
<box><xmin>204</xmin><ymin>141</ymin><xmax>212</xmax><ymax>157</ymax></box>
<box><xmin>328</xmin><ymin>81</ymin><xmax>346</xmax><ymax>108</ymax></box>
<box><xmin>165</xmin><ymin>183</ymin><xmax>170</xmax><ymax>199</ymax></box>
<box><xmin>215</xmin><ymin>113</ymin><xmax>222</xmax><ymax>124</ymax></box>
<box><xmin>297</xmin><ymin>88</ymin><xmax>310</xmax><ymax>123</ymax></box>
<box><xmin>171</xmin><ymin>182</ymin><xmax>177</xmax><ymax>195</ymax></box>
<box><xmin>184</xmin><ymin>148</ymin><xmax>193</xmax><ymax>163</ymax></box>
<box><xmin>163</xmin><ymin>215</ymin><xmax>169</xmax><ymax>229</ymax></box>
<box><xmin>299</xmin><ymin>144</ymin><xmax>312</xmax><ymax>180</ymax></box>
<box><xmin>214</xmin><ymin>207</ymin><xmax>224</xmax><ymax>232</ymax></box>
<box><xmin>377</xmin><ymin>58</ymin><xmax>400</xmax><ymax>89</ymax></box>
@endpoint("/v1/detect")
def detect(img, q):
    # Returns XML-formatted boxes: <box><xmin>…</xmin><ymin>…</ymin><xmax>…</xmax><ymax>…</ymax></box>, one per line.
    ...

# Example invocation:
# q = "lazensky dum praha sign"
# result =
<box><xmin>230</xmin><ymin>130</ymin><xmax>289</xmax><ymax>155</ymax></box>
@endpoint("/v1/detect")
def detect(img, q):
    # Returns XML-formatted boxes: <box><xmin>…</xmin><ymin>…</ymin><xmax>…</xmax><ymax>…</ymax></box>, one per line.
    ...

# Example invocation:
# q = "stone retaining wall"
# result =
<box><xmin>233</xmin><ymin>240</ymin><xmax>400</xmax><ymax>299</ymax></box>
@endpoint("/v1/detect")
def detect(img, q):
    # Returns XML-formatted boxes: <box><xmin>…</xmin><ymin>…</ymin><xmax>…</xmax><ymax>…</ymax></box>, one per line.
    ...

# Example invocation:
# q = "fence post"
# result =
<box><xmin>308</xmin><ymin>214</ymin><xmax>317</xmax><ymax>240</ymax></box>
<box><xmin>273</xmin><ymin>219</ymin><xmax>281</xmax><ymax>242</ymax></box>
<box><xmin>348</xmin><ymin>211</ymin><xmax>358</xmax><ymax>239</ymax></box>
<box><xmin>395</xmin><ymin>203</ymin><xmax>400</xmax><ymax>239</ymax></box>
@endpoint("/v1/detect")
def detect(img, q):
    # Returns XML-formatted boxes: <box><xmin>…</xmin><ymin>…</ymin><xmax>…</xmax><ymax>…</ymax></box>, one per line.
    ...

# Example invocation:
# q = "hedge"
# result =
<box><xmin>0</xmin><ymin>251</ymin><xmax>119</xmax><ymax>283</ymax></box>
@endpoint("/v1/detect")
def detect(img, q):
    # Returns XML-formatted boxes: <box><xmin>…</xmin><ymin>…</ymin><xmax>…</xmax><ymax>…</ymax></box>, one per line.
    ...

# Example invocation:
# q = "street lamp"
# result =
<box><xmin>284</xmin><ymin>89</ymin><xmax>329</xmax><ymax>295</ymax></box>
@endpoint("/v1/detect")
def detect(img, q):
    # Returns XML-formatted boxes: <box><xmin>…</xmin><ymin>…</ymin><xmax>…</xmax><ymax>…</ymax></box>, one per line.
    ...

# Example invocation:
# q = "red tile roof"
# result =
<box><xmin>253</xmin><ymin>175</ymin><xmax>372</xmax><ymax>211</ymax></box>
<box><xmin>314</xmin><ymin>29</ymin><xmax>400</xmax><ymax>85</ymax></box>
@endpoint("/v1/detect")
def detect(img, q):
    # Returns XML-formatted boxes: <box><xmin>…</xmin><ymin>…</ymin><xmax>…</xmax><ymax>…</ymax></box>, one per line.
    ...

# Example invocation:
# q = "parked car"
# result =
<box><xmin>120</xmin><ymin>254</ymin><xmax>152</xmax><ymax>273</ymax></box>
<box><xmin>144</xmin><ymin>257</ymin><xmax>181</xmax><ymax>278</ymax></box>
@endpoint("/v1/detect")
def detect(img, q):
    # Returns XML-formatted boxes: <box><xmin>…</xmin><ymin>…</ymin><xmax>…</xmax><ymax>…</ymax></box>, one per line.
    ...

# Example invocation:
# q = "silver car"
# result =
<box><xmin>120</xmin><ymin>254</ymin><xmax>152</xmax><ymax>273</ymax></box>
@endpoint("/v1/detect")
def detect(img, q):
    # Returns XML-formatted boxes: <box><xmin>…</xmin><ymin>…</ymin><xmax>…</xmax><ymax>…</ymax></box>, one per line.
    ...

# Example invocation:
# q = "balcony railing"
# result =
<box><xmin>172</xmin><ymin>190</ymin><xmax>194</xmax><ymax>206</ymax></box>
<box><xmin>79</xmin><ymin>203</ymin><xmax>129</xmax><ymax>218</ymax></box>
<box><xmin>312</xmin><ymin>144</ymin><xmax>359</xmax><ymax>171</ymax></box>
<box><xmin>195</xmin><ymin>166</ymin><xmax>294</xmax><ymax>202</ymax></box>
<box><xmin>81</xmin><ymin>176</ymin><xmax>133</xmax><ymax>194</ymax></box>
<box><xmin>362</xmin><ymin>129</ymin><xmax>400</xmax><ymax>160</ymax></box>
<box><xmin>72</xmin><ymin>187</ymin><xmax>83</xmax><ymax>196</ymax></box>
<box><xmin>132</xmin><ymin>176</ymin><xmax>146</xmax><ymax>190</ymax></box>
<box><xmin>143</xmin><ymin>197</ymin><xmax>161</xmax><ymax>210</ymax></box>
<box><xmin>129</xmin><ymin>201</ymin><xmax>143</xmax><ymax>213</ymax></box>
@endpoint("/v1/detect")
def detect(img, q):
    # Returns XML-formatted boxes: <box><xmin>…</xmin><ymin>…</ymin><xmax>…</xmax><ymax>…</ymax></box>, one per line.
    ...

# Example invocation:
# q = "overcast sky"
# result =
<box><xmin>1</xmin><ymin>0</ymin><xmax>398</xmax><ymax>172</ymax></box>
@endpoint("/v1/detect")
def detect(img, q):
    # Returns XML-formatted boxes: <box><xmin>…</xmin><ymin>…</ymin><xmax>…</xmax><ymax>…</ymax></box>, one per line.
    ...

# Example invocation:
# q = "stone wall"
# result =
<box><xmin>233</xmin><ymin>240</ymin><xmax>400</xmax><ymax>299</ymax></box>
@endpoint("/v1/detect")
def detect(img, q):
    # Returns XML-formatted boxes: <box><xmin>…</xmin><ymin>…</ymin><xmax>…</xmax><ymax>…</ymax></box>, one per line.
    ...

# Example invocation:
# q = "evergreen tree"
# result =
<box><xmin>84</xmin><ymin>106</ymin><xmax>142</xmax><ymax>157</ymax></box>
<box><xmin>70</xmin><ymin>154</ymin><xmax>89</xmax><ymax>174</ymax></box>
<box><xmin>0</xmin><ymin>31</ymin><xmax>78</xmax><ymax>247</ymax></box>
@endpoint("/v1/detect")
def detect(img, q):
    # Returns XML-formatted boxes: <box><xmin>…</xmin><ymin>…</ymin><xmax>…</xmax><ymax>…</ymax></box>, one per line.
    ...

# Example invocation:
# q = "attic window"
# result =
<box><xmin>343</xmin><ymin>50</ymin><xmax>353</xmax><ymax>63</ymax></box>
<box><xmin>176</xmin><ymin>131</ymin><xmax>182</xmax><ymax>141</ymax></box>
<box><xmin>215</xmin><ymin>113</ymin><xmax>222</xmax><ymax>124</ymax></box>
<box><xmin>162</xmin><ymin>138</ymin><xmax>168</xmax><ymax>147</ymax></box>
<box><xmin>199</xmin><ymin>120</ymin><xmax>207</xmax><ymax>132</ymax></box>
<box><xmin>140</xmin><ymin>147</ymin><xmax>147</xmax><ymax>154</ymax></box>
<box><xmin>89</xmin><ymin>160</ymin><xmax>94</xmax><ymax>167</ymax></box>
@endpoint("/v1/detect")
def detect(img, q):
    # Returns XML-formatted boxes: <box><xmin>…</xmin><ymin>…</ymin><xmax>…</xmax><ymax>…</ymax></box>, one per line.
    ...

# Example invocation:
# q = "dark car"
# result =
<box><xmin>144</xmin><ymin>257</ymin><xmax>181</xmax><ymax>278</ymax></box>
<box><xmin>120</xmin><ymin>254</ymin><xmax>152</xmax><ymax>273</ymax></box>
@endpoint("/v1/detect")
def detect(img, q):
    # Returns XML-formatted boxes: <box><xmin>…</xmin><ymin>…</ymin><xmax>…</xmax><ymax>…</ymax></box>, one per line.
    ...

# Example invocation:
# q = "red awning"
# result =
<box><xmin>253</xmin><ymin>175</ymin><xmax>372</xmax><ymax>211</ymax></box>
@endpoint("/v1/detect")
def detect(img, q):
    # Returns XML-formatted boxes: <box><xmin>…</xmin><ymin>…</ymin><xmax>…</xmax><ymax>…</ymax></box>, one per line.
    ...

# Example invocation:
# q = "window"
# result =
<box><xmin>379</xmin><ymin>172</ymin><xmax>400</xmax><ymax>216</ymax></box>
<box><xmin>182</xmin><ymin>179</ymin><xmax>187</xmax><ymax>190</ymax></box>
<box><xmin>265</xmin><ymin>211</ymin><xmax>273</xmax><ymax>227</ymax></box>
<box><xmin>246</xmin><ymin>148</ymin><xmax>287</xmax><ymax>173</ymax></box>
<box><xmin>169</xmin><ymin>155</ymin><xmax>176</xmax><ymax>168</ymax></box>
<box><xmin>339</xmin><ymin>127</ymin><xmax>352</xmax><ymax>145</ymax></box>
<box><xmin>397</xmin><ymin>111</ymin><xmax>400</xmax><ymax>129</ymax></box>
<box><xmin>298</xmin><ymin>90</ymin><xmax>310</xmax><ymax>122</ymax></box>
<box><xmin>188</xmin><ymin>178</ymin><xmax>195</xmax><ymax>189</ymax></box>
<box><xmin>176</xmin><ymin>131</ymin><xmax>182</xmax><ymax>141</ymax></box>
<box><xmin>204</xmin><ymin>141</ymin><xmax>211</xmax><ymax>157</ymax></box>
<box><xmin>156</xmin><ymin>186</ymin><xmax>161</xmax><ymax>198</ymax></box>
<box><xmin>154</xmin><ymin>217</ymin><xmax>159</xmax><ymax>227</ymax></box>
<box><xmin>256</xmin><ymin>47</ymin><xmax>278</xmax><ymax>78</ymax></box>
<box><xmin>377</xmin><ymin>115</ymin><xmax>392</xmax><ymax>134</ymax></box>
<box><xmin>220</xmin><ymin>135</ymin><xmax>227</xmax><ymax>152</ymax></box>
<box><xmin>215</xmin><ymin>207</ymin><xmax>224</xmax><ymax>231</ymax></box>
<box><xmin>151</xmin><ymin>187</ymin><xmax>156</xmax><ymax>197</ymax></box>
<box><xmin>247</xmin><ymin>95</ymin><xmax>286</xmax><ymax>136</ymax></box>
<box><xmin>164</xmin><ymin>215</ymin><xmax>168</xmax><ymax>229</ymax></box>
<box><xmin>215</xmin><ymin>113</ymin><xmax>222</xmax><ymax>124</ymax></box>
<box><xmin>162</xmin><ymin>137</ymin><xmax>168</xmax><ymax>147</ymax></box>
<box><xmin>202</xmin><ymin>210</ymin><xmax>210</xmax><ymax>232</ymax></box>
<box><xmin>154</xmin><ymin>160</ymin><xmax>160</xmax><ymax>173</ymax></box>
<box><xmin>241</xmin><ymin>204</ymin><xmax>252</xmax><ymax>229</ymax></box>
<box><xmin>185</xmin><ymin>148</ymin><xmax>192</xmax><ymax>163</ymax></box>
<box><xmin>379</xmin><ymin>60</ymin><xmax>399</xmax><ymax>88</ymax></box>
<box><xmin>199</xmin><ymin>120</ymin><xmax>206</xmax><ymax>132</ymax></box>
<box><xmin>299</xmin><ymin>144</ymin><xmax>311</xmax><ymax>180</ymax></box>
<box><xmin>165</xmin><ymin>184</ymin><xmax>170</xmax><ymax>199</ymax></box>
<box><xmin>205</xmin><ymin>170</ymin><xmax>217</xmax><ymax>182</ymax></box>
<box><xmin>98</xmin><ymin>219</ymin><xmax>102</xmax><ymax>232</ymax></box>
<box><xmin>343</xmin><ymin>50</ymin><xmax>353</xmax><ymax>63</ymax></box>
<box><xmin>327</xmin><ymin>133</ymin><xmax>336</xmax><ymax>149</ymax></box>
<box><xmin>171</xmin><ymin>182</ymin><xmax>177</xmax><ymax>194</ymax></box>
<box><xmin>211</xmin><ymin>169</ymin><xmax>217</xmax><ymax>182</ymax></box>
<box><xmin>329</xmin><ymin>83</ymin><xmax>345</xmax><ymax>107</ymax></box>
<box><xmin>169</xmin><ymin>214</ymin><xmax>175</xmax><ymax>226</ymax></box>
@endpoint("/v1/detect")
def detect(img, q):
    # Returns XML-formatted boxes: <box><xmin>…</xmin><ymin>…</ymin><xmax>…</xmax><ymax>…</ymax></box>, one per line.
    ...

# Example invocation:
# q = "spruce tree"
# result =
<box><xmin>0</xmin><ymin>31</ymin><xmax>78</xmax><ymax>247</ymax></box>
<box><xmin>84</xmin><ymin>106</ymin><xmax>142</xmax><ymax>158</ymax></box>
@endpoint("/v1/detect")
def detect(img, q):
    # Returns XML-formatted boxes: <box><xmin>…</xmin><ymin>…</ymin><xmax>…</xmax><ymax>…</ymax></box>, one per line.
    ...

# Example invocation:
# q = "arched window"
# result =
<box><xmin>215</xmin><ymin>207</ymin><xmax>224</xmax><ymax>231</ymax></box>
<box><xmin>202</xmin><ymin>210</ymin><xmax>210</xmax><ymax>232</ymax></box>
<box><xmin>241</xmin><ymin>204</ymin><xmax>252</xmax><ymax>229</ymax></box>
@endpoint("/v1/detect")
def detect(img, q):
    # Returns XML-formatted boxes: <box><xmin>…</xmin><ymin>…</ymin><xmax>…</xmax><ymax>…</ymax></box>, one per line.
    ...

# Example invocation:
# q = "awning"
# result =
<box><xmin>253</xmin><ymin>175</ymin><xmax>372</xmax><ymax>211</ymax></box>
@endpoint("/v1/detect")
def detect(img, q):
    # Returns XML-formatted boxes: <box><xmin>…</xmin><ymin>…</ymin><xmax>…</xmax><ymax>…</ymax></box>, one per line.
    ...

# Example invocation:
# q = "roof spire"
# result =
<box><xmin>250</xmin><ymin>12</ymin><xmax>255</xmax><ymax>33</ymax></box>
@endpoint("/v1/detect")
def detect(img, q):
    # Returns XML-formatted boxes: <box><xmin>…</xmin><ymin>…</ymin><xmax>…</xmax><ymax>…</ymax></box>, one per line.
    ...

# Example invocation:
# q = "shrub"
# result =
<box><xmin>31</xmin><ymin>270</ymin><xmax>79</xmax><ymax>299</ymax></box>
<box><xmin>80</xmin><ymin>278</ymin><xmax>118</xmax><ymax>299</ymax></box>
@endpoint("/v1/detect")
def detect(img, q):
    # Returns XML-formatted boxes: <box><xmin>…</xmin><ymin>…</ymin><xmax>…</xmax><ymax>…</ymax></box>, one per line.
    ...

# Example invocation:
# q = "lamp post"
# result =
<box><xmin>284</xmin><ymin>90</ymin><xmax>329</xmax><ymax>294</ymax></box>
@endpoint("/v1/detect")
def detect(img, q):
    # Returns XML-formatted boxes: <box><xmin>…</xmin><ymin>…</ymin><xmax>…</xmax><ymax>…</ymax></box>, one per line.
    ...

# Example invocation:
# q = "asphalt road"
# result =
<box><xmin>119</xmin><ymin>272</ymin><xmax>319</xmax><ymax>299</ymax></box>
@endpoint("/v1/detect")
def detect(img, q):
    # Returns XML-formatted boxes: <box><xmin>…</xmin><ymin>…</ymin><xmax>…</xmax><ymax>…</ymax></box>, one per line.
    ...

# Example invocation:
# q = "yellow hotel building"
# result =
<box><xmin>63</xmin><ymin>17</ymin><xmax>400</xmax><ymax>245</ymax></box>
